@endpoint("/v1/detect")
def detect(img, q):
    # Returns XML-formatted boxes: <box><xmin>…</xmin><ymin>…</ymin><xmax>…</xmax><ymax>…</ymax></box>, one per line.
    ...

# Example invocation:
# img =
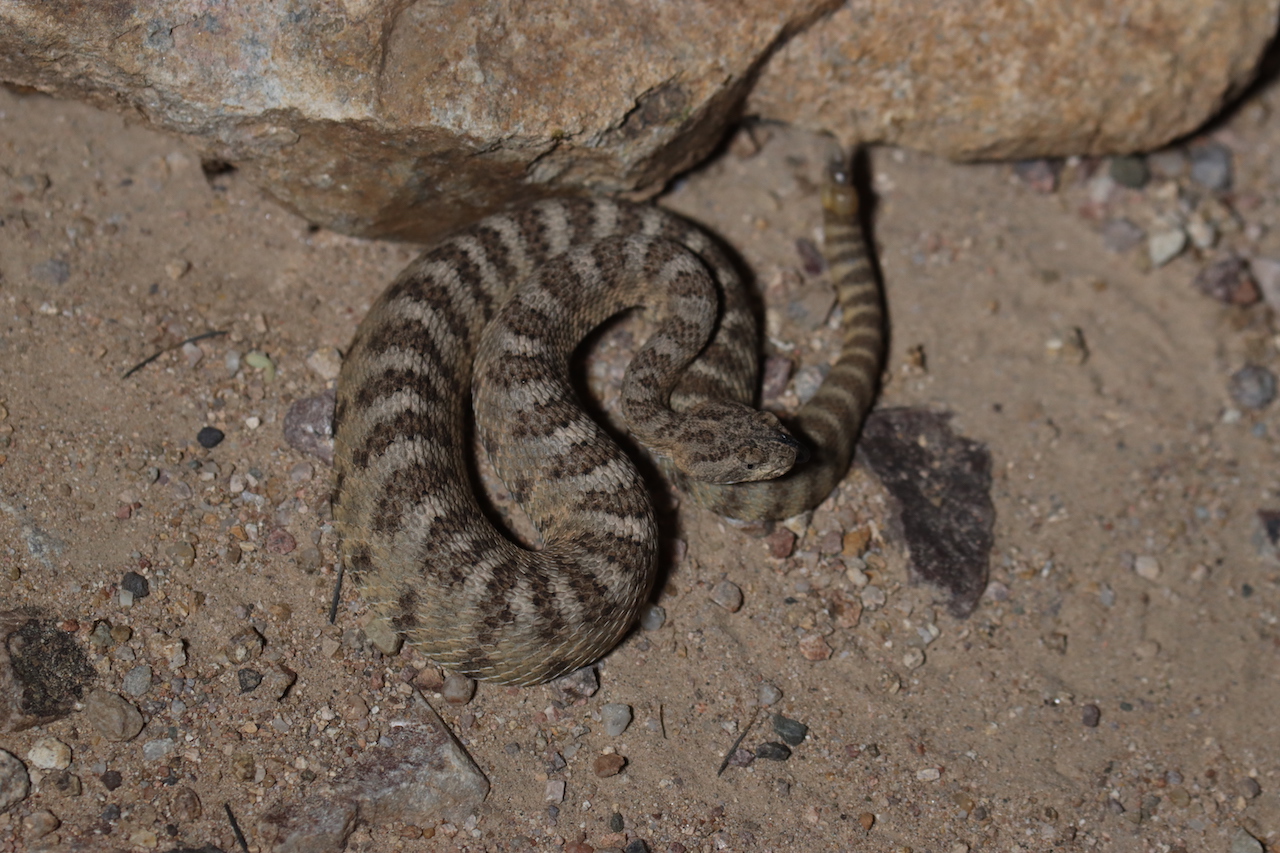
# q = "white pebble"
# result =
<box><xmin>1148</xmin><ymin>228</ymin><xmax>1187</xmax><ymax>267</ymax></box>
<box><xmin>545</xmin><ymin>779</ymin><xmax>566</xmax><ymax>803</ymax></box>
<box><xmin>903</xmin><ymin>648</ymin><xmax>926</xmax><ymax>670</ymax></box>
<box><xmin>860</xmin><ymin>585</ymin><xmax>886</xmax><ymax>610</ymax></box>
<box><xmin>27</xmin><ymin>738</ymin><xmax>71</xmax><ymax>770</ymax></box>
<box><xmin>638</xmin><ymin>603</ymin><xmax>666</xmax><ymax>631</ymax></box>
<box><xmin>1134</xmin><ymin>555</ymin><xmax>1161</xmax><ymax>581</ymax></box>
<box><xmin>916</xmin><ymin>767</ymin><xmax>941</xmax><ymax>781</ymax></box>
<box><xmin>758</xmin><ymin>683</ymin><xmax>783</xmax><ymax>706</ymax></box>
<box><xmin>244</xmin><ymin>416</ymin><xmax>261</xmax><ymax>430</ymax></box>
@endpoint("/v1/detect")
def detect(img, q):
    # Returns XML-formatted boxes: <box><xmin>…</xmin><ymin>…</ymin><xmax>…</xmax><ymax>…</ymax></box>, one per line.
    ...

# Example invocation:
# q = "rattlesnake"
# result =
<box><xmin>332</xmin><ymin>150</ymin><xmax>882</xmax><ymax>685</ymax></box>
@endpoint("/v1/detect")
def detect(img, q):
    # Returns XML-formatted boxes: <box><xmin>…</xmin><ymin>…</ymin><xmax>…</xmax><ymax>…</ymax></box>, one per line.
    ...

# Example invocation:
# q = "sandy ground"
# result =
<box><xmin>0</xmin><ymin>76</ymin><xmax>1279</xmax><ymax>853</ymax></box>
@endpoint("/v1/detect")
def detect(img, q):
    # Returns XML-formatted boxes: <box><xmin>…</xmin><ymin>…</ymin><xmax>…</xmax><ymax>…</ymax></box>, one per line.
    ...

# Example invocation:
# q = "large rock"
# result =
<box><xmin>751</xmin><ymin>0</ymin><xmax>1280</xmax><ymax>160</ymax></box>
<box><xmin>0</xmin><ymin>0</ymin><xmax>1275</xmax><ymax>241</ymax></box>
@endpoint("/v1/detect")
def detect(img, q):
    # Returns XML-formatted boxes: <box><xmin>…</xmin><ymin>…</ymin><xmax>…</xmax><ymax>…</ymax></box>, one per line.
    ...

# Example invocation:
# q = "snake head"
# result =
<box><xmin>666</xmin><ymin>403</ymin><xmax>806</xmax><ymax>485</ymax></box>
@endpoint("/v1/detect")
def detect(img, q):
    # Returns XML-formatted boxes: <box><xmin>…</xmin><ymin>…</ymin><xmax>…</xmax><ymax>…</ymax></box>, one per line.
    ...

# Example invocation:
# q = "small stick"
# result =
<box><xmin>122</xmin><ymin>329</ymin><xmax>228</xmax><ymax>379</ymax></box>
<box><xmin>223</xmin><ymin>803</ymin><xmax>250</xmax><ymax>853</ymax></box>
<box><xmin>328</xmin><ymin>562</ymin><xmax>345</xmax><ymax>624</ymax></box>
<box><xmin>716</xmin><ymin>707</ymin><xmax>760</xmax><ymax>777</ymax></box>
<box><xmin>659</xmin><ymin>703</ymin><xmax>667</xmax><ymax>739</ymax></box>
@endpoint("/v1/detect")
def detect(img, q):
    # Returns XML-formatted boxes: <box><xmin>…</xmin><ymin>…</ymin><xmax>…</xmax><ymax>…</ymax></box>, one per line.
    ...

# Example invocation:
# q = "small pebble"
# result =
<box><xmin>1102</xmin><ymin>218</ymin><xmax>1145</xmax><ymax>253</ymax></box>
<box><xmin>710</xmin><ymin>580</ymin><xmax>743</xmax><ymax>612</ymax></box>
<box><xmin>638</xmin><ymin>604</ymin><xmax>665</xmax><ymax>631</ymax></box>
<box><xmin>27</xmin><ymin>737</ymin><xmax>71</xmax><ymax>770</ymax></box>
<box><xmin>551</xmin><ymin>666</ymin><xmax>599</xmax><ymax>700</ymax></box>
<box><xmin>1108</xmin><ymin>156</ymin><xmax>1149</xmax><ymax>189</ymax></box>
<box><xmin>1194</xmin><ymin>256</ymin><xmax>1259</xmax><ymax>305</ymax></box>
<box><xmin>122</xmin><ymin>664</ymin><xmax>153</xmax><ymax>697</ymax></box>
<box><xmin>120</xmin><ymin>571</ymin><xmax>149</xmax><ymax>599</ymax></box>
<box><xmin>1133</xmin><ymin>555</ymin><xmax>1161</xmax><ymax>581</ymax></box>
<box><xmin>545</xmin><ymin>779</ymin><xmax>566</xmax><ymax>803</ymax></box>
<box><xmin>755</xmin><ymin>742</ymin><xmax>792</xmax><ymax>761</ymax></box>
<box><xmin>1190</xmin><ymin>143</ymin><xmax>1232</xmax><ymax>192</ymax></box>
<box><xmin>265</xmin><ymin>528</ymin><xmax>297</xmax><ymax>555</ymax></box>
<box><xmin>858</xmin><ymin>812</ymin><xmax>875</xmax><ymax>831</ymax></box>
<box><xmin>1230</xmin><ymin>827</ymin><xmax>1263</xmax><ymax>853</ymax></box>
<box><xmin>1229</xmin><ymin>365</ymin><xmax>1276</xmax><ymax>410</ymax></box>
<box><xmin>916</xmin><ymin>767</ymin><xmax>941</xmax><ymax>781</ymax></box>
<box><xmin>1147</xmin><ymin>148</ymin><xmax>1188</xmax><ymax>179</ymax></box>
<box><xmin>601</xmin><ymin>703</ymin><xmax>633</xmax><ymax>737</ymax></box>
<box><xmin>83</xmin><ymin>690</ymin><xmax>145</xmax><ymax>742</ymax></box>
<box><xmin>442</xmin><ymin>673</ymin><xmax>476</xmax><ymax>705</ymax></box>
<box><xmin>0</xmin><ymin>748</ymin><xmax>30</xmax><ymax>812</ymax></box>
<box><xmin>1239</xmin><ymin>776</ymin><xmax>1262</xmax><ymax>799</ymax></box>
<box><xmin>757</xmin><ymin>683</ymin><xmax>782</xmax><ymax>706</ymax></box>
<box><xmin>860</xmin><ymin>585</ymin><xmax>886</xmax><ymax>609</ymax></box>
<box><xmin>142</xmin><ymin>738</ymin><xmax>175</xmax><ymax>761</ymax></box>
<box><xmin>1081</xmin><ymin>704</ymin><xmax>1101</xmax><ymax>727</ymax></box>
<box><xmin>797</xmin><ymin>634</ymin><xmax>832</xmax><ymax>661</ymax></box>
<box><xmin>305</xmin><ymin>347</ymin><xmax>343</xmax><ymax>381</ymax></box>
<box><xmin>1148</xmin><ymin>228</ymin><xmax>1187</xmax><ymax>267</ymax></box>
<box><xmin>771</xmin><ymin>714</ymin><xmax>808</xmax><ymax>746</ymax></box>
<box><xmin>593</xmin><ymin>754</ymin><xmax>626</xmax><ymax>778</ymax></box>
<box><xmin>238</xmin><ymin>668</ymin><xmax>264</xmax><ymax>693</ymax></box>
<box><xmin>362</xmin><ymin>617</ymin><xmax>403</xmax><ymax>655</ymax></box>
<box><xmin>196</xmin><ymin>426</ymin><xmax>225</xmax><ymax>448</ymax></box>
<box><xmin>166</xmin><ymin>541</ymin><xmax>196</xmax><ymax>568</ymax></box>
<box><xmin>902</xmin><ymin>648</ymin><xmax>926</xmax><ymax>670</ymax></box>
<box><xmin>765</xmin><ymin>528</ymin><xmax>796</xmax><ymax>559</ymax></box>
<box><xmin>726</xmin><ymin>747</ymin><xmax>755</xmax><ymax>768</ymax></box>
<box><xmin>22</xmin><ymin>809</ymin><xmax>59</xmax><ymax>840</ymax></box>
<box><xmin>46</xmin><ymin>769</ymin><xmax>81</xmax><ymax>796</ymax></box>
<box><xmin>623</xmin><ymin>840</ymin><xmax>650</xmax><ymax>853</ymax></box>
<box><xmin>1013</xmin><ymin>159</ymin><xmax>1060</xmax><ymax>193</ymax></box>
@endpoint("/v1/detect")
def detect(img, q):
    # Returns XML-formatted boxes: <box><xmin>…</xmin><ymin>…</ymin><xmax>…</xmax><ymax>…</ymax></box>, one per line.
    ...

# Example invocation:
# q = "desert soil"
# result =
<box><xmin>0</xmin><ymin>75</ymin><xmax>1278</xmax><ymax>853</ymax></box>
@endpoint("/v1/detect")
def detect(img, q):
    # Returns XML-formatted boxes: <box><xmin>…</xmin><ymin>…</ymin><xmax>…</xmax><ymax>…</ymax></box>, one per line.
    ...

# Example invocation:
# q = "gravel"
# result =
<box><xmin>709</xmin><ymin>579</ymin><xmax>743</xmax><ymax>611</ymax></box>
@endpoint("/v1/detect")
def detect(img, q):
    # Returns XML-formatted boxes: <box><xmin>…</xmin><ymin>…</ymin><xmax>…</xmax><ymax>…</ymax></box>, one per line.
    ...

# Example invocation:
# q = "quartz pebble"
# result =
<box><xmin>1133</xmin><ymin>555</ymin><xmax>1160</xmax><ymax>581</ymax></box>
<box><xmin>27</xmin><ymin>737</ymin><xmax>71</xmax><ymax>770</ymax></box>
<box><xmin>1102</xmin><ymin>218</ymin><xmax>1144</xmax><ymax>253</ymax></box>
<box><xmin>601</xmin><ymin>703</ymin><xmax>633</xmax><ymax>737</ymax></box>
<box><xmin>638</xmin><ymin>604</ymin><xmax>666</xmax><ymax>631</ymax></box>
<box><xmin>757</xmin><ymin>683</ymin><xmax>782</xmax><ymax>706</ymax></box>
<box><xmin>1148</xmin><ymin>228</ymin><xmax>1186</xmax><ymax>267</ymax></box>
<box><xmin>83</xmin><ymin>690</ymin><xmax>145</xmax><ymax>742</ymax></box>
<box><xmin>142</xmin><ymin>738</ymin><xmax>175</xmax><ymax>760</ymax></box>
<box><xmin>710</xmin><ymin>580</ymin><xmax>743</xmax><ymax>612</ymax></box>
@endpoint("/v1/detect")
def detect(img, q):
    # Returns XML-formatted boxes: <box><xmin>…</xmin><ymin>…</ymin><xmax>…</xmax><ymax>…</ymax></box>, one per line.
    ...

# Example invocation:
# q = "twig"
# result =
<box><xmin>716</xmin><ymin>707</ymin><xmax>760</xmax><ymax>777</ymax></box>
<box><xmin>328</xmin><ymin>562</ymin><xmax>345</xmax><ymax>625</ymax></box>
<box><xmin>223</xmin><ymin>803</ymin><xmax>250</xmax><ymax>853</ymax></box>
<box><xmin>122</xmin><ymin>329</ymin><xmax>228</xmax><ymax>379</ymax></box>
<box><xmin>659</xmin><ymin>703</ymin><xmax>667</xmax><ymax>739</ymax></box>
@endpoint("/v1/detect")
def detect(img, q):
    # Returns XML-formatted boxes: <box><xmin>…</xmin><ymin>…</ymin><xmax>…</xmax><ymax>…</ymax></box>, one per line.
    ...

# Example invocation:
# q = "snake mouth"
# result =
<box><xmin>778</xmin><ymin>433</ymin><xmax>811</xmax><ymax>466</ymax></box>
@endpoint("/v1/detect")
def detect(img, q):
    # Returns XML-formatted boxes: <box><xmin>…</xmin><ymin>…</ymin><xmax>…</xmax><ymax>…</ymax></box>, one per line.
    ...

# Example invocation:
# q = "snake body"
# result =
<box><xmin>332</xmin><ymin>155</ymin><xmax>882</xmax><ymax>685</ymax></box>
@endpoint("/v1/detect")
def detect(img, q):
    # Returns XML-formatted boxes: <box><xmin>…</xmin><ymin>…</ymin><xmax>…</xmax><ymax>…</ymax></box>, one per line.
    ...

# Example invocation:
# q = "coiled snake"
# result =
<box><xmin>333</xmin><ymin>150</ymin><xmax>882</xmax><ymax>685</ymax></box>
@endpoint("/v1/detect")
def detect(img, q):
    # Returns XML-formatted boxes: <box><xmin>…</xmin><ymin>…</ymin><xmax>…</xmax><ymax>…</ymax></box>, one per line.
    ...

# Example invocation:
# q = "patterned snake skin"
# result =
<box><xmin>332</xmin><ymin>151</ymin><xmax>882</xmax><ymax>685</ymax></box>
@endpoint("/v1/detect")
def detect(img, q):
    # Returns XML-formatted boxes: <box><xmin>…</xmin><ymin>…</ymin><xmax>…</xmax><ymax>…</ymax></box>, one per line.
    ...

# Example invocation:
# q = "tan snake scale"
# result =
<box><xmin>333</xmin><ymin>153</ymin><xmax>883</xmax><ymax>685</ymax></box>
